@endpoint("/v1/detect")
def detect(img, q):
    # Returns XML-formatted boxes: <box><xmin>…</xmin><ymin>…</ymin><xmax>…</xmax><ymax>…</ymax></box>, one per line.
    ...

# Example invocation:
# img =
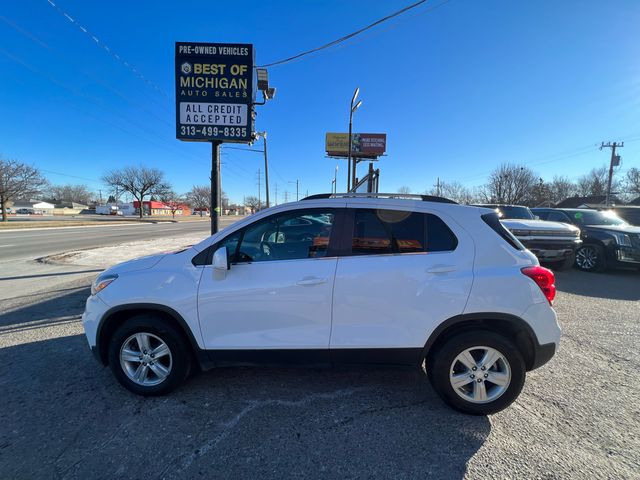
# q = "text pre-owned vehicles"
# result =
<box><xmin>472</xmin><ymin>204</ymin><xmax>581</xmax><ymax>270</ymax></box>
<box><xmin>532</xmin><ymin>208</ymin><xmax>640</xmax><ymax>272</ymax></box>
<box><xmin>82</xmin><ymin>193</ymin><xmax>560</xmax><ymax>415</ymax></box>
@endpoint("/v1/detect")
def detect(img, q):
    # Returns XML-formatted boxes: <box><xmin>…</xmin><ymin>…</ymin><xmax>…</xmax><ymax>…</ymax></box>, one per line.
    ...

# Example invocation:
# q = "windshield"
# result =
<box><xmin>496</xmin><ymin>206</ymin><xmax>535</xmax><ymax>220</ymax></box>
<box><xmin>569</xmin><ymin>210</ymin><xmax>628</xmax><ymax>226</ymax></box>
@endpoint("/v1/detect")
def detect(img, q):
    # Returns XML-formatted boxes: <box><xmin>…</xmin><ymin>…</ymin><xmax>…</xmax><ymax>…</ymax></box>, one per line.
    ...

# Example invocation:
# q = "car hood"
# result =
<box><xmin>584</xmin><ymin>224</ymin><xmax>640</xmax><ymax>234</ymax></box>
<box><xmin>500</xmin><ymin>219</ymin><xmax>579</xmax><ymax>233</ymax></box>
<box><xmin>107</xmin><ymin>253</ymin><xmax>167</xmax><ymax>275</ymax></box>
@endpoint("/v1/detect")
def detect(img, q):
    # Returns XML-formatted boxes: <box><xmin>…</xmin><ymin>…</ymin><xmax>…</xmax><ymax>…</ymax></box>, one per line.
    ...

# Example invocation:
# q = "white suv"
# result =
<box><xmin>82</xmin><ymin>193</ymin><xmax>560</xmax><ymax>415</ymax></box>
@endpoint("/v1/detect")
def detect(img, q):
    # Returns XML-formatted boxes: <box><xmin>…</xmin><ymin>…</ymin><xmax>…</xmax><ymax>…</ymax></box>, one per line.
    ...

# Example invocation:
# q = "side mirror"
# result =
<box><xmin>534</xmin><ymin>215</ymin><xmax>540</xmax><ymax>220</ymax></box>
<box><xmin>213</xmin><ymin>246</ymin><xmax>229</xmax><ymax>271</ymax></box>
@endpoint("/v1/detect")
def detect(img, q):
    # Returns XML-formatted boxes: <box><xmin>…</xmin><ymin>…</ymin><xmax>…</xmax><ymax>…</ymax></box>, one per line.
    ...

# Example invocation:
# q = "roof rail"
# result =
<box><xmin>300</xmin><ymin>193</ymin><xmax>458</xmax><ymax>204</ymax></box>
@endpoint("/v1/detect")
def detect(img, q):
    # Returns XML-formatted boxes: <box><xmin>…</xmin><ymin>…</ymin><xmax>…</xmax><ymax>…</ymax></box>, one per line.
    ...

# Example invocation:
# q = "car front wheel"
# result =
<box><xmin>575</xmin><ymin>245</ymin><xmax>606</xmax><ymax>272</ymax></box>
<box><xmin>108</xmin><ymin>315</ymin><xmax>191</xmax><ymax>395</ymax></box>
<box><xmin>427</xmin><ymin>331</ymin><xmax>526</xmax><ymax>415</ymax></box>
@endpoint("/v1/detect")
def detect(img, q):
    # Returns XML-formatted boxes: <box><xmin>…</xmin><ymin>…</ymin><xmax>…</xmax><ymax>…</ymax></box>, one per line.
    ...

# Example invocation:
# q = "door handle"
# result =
<box><xmin>427</xmin><ymin>265</ymin><xmax>457</xmax><ymax>274</ymax></box>
<box><xmin>296</xmin><ymin>277</ymin><xmax>328</xmax><ymax>286</ymax></box>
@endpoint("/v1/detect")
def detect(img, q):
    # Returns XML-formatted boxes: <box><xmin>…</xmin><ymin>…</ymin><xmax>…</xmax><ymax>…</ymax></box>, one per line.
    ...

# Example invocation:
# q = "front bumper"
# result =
<box><xmin>517</xmin><ymin>238</ymin><xmax>581</xmax><ymax>262</ymax></box>
<box><xmin>614</xmin><ymin>245</ymin><xmax>640</xmax><ymax>264</ymax></box>
<box><xmin>81</xmin><ymin>293</ymin><xmax>111</xmax><ymax>351</ymax></box>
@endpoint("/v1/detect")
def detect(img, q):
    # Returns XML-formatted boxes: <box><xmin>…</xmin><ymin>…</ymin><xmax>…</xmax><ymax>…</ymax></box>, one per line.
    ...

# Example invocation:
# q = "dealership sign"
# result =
<box><xmin>325</xmin><ymin>133</ymin><xmax>387</xmax><ymax>158</ymax></box>
<box><xmin>175</xmin><ymin>42</ymin><xmax>254</xmax><ymax>143</ymax></box>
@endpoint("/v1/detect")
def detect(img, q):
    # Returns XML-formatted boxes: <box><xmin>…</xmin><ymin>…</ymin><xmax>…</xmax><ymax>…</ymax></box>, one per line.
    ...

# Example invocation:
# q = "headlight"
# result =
<box><xmin>610</xmin><ymin>231</ymin><xmax>632</xmax><ymax>247</ymax></box>
<box><xmin>92</xmin><ymin>273</ymin><xmax>118</xmax><ymax>295</ymax></box>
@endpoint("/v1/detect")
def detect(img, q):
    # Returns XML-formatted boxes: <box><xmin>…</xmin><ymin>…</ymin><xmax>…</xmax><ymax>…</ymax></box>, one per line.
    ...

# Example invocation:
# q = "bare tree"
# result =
<box><xmin>397</xmin><ymin>186</ymin><xmax>411</xmax><ymax>194</ymax></box>
<box><xmin>45</xmin><ymin>184</ymin><xmax>94</xmax><ymax>204</ymax></box>
<box><xmin>186</xmin><ymin>185</ymin><xmax>210</xmax><ymax>217</ymax></box>
<box><xmin>484</xmin><ymin>164</ymin><xmax>537</xmax><ymax>205</ymax></box>
<box><xmin>102</xmin><ymin>166</ymin><xmax>168</xmax><ymax>219</ymax></box>
<box><xmin>244</xmin><ymin>195</ymin><xmax>262</xmax><ymax>213</ymax></box>
<box><xmin>426</xmin><ymin>181</ymin><xmax>475</xmax><ymax>204</ymax></box>
<box><xmin>160</xmin><ymin>190</ymin><xmax>186</xmax><ymax>219</ymax></box>
<box><xmin>575</xmin><ymin>166</ymin><xmax>615</xmax><ymax>197</ymax></box>
<box><xmin>625</xmin><ymin>168</ymin><xmax>640</xmax><ymax>196</ymax></box>
<box><xmin>548</xmin><ymin>175</ymin><xmax>576</xmax><ymax>205</ymax></box>
<box><xmin>0</xmin><ymin>157</ymin><xmax>48</xmax><ymax>222</ymax></box>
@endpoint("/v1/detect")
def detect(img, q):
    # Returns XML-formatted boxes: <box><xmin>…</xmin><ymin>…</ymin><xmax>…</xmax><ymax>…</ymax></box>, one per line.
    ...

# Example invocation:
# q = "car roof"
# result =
<box><xmin>473</xmin><ymin>204</ymin><xmax>528</xmax><ymax>208</ymax></box>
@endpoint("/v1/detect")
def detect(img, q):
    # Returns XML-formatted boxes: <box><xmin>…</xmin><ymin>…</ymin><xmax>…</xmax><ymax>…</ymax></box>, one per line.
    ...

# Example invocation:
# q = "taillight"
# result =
<box><xmin>521</xmin><ymin>266</ymin><xmax>556</xmax><ymax>305</ymax></box>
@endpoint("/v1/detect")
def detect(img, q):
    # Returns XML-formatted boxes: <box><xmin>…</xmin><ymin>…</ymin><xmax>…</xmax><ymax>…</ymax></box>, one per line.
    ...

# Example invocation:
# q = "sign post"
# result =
<box><xmin>175</xmin><ymin>41</ymin><xmax>255</xmax><ymax>234</ymax></box>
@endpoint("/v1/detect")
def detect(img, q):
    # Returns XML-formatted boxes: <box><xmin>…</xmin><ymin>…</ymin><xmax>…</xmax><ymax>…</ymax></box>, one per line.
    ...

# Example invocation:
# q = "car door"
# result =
<box><xmin>330</xmin><ymin>206</ymin><xmax>474</xmax><ymax>364</ymax></box>
<box><xmin>197</xmin><ymin>208</ymin><xmax>342</xmax><ymax>360</ymax></box>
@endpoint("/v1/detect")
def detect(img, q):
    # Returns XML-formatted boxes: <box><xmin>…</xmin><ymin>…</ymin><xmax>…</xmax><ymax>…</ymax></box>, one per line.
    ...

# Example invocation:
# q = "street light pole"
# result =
<box><xmin>348</xmin><ymin>87</ymin><xmax>362</xmax><ymax>192</ymax></box>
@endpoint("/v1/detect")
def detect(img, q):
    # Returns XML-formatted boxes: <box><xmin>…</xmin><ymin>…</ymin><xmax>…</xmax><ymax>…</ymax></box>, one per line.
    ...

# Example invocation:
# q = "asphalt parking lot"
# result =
<box><xmin>0</xmin><ymin>268</ymin><xmax>638</xmax><ymax>479</ymax></box>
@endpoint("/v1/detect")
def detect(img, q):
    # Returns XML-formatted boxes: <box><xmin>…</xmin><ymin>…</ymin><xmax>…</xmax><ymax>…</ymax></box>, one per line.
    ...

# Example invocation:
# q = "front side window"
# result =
<box><xmin>234</xmin><ymin>209</ymin><xmax>336</xmax><ymax>263</ymax></box>
<box><xmin>547</xmin><ymin>211</ymin><xmax>570</xmax><ymax>223</ymax></box>
<box><xmin>350</xmin><ymin>209</ymin><xmax>457</xmax><ymax>255</ymax></box>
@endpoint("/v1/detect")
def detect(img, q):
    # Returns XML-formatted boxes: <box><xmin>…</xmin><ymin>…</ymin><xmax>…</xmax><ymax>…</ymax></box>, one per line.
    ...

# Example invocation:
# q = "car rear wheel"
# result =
<box><xmin>575</xmin><ymin>245</ymin><xmax>606</xmax><ymax>272</ymax></box>
<box><xmin>427</xmin><ymin>331</ymin><xmax>526</xmax><ymax>415</ymax></box>
<box><xmin>108</xmin><ymin>315</ymin><xmax>191</xmax><ymax>395</ymax></box>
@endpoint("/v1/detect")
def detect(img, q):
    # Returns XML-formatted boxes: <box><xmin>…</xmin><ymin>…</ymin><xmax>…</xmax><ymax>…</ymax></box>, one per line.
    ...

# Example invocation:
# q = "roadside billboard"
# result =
<box><xmin>175</xmin><ymin>42</ymin><xmax>255</xmax><ymax>143</ymax></box>
<box><xmin>325</xmin><ymin>133</ymin><xmax>387</xmax><ymax>157</ymax></box>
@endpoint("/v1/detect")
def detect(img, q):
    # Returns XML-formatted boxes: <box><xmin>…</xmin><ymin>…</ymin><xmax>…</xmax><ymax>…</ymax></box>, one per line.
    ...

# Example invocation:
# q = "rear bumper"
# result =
<box><xmin>531</xmin><ymin>342</ymin><xmax>556</xmax><ymax>370</ymax></box>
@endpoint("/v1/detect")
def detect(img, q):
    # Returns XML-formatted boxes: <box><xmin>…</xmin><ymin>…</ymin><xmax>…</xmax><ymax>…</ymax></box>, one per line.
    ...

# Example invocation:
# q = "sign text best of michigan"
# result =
<box><xmin>175</xmin><ymin>42</ymin><xmax>255</xmax><ymax>143</ymax></box>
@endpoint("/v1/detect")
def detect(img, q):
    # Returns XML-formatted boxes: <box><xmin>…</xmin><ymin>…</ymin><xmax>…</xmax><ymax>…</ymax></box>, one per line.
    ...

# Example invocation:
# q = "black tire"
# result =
<box><xmin>427</xmin><ymin>331</ymin><xmax>526</xmax><ymax>415</ymax></box>
<box><xmin>108</xmin><ymin>314</ymin><xmax>192</xmax><ymax>396</ymax></box>
<box><xmin>574</xmin><ymin>244</ymin><xmax>606</xmax><ymax>272</ymax></box>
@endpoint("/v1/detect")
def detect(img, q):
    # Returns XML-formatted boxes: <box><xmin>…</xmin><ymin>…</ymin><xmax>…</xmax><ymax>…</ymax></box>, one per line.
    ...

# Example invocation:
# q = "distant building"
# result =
<box><xmin>11</xmin><ymin>199</ymin><xmax>55</xmax><ymax>215</ymax></box>
<box><xmin>555</xmin><ymin>195</ymin><xmax>622</xmax><ymax>209</ymax></box>
<box><xmin>133</xmin><ymin>200</ymin><xmax>191</xmax><ymax>216</ymax></box>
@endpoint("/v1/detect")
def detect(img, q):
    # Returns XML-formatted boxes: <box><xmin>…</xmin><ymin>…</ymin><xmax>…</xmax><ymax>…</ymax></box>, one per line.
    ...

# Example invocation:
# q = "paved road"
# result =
<box><xmin>0</xmin><ymin>217</ymin><xmax>244</xmax><ymax>302</ymax></box>
<box><xmin>0</xmin><ymin>218</ymin><xmax>242</xmax><ymax>262</ymax></box>
<box><xmin>0</xmin><ymin>268</ymin><xmax>638</xmax><ymax>479</ymax></box>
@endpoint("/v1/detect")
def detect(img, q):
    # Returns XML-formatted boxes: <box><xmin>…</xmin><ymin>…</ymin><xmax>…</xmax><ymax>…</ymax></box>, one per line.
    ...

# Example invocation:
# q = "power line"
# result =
<box><xmin>40</xmin><ymin>169</ymin><xmax>101</xmax><ymax>184</ymax></box>
<box><xmin>258</xmin><ymin>0</ymin><xmax>439</xmax><ymax>68</ymax></box>
<box><xmin>44</xmin><ymin>0</ymin><xmax>169</xmax><ymax>99</ymax></box>
<box><xmin>2</xmin><ymin>14</ymin><xmax>171</xmax><ymax>120</ymax></box>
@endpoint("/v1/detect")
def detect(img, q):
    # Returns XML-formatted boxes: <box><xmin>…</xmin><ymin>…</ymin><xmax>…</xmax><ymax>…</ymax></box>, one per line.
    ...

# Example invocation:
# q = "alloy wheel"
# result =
<box><xmin>449</xmin><ymin>346</ymin><xmax>511</xmax><ymax>404</ymax></box>
<box><xmin>576</xmin><ymin>247</ymin><xmax>597</xmax><ymax>270</ymax></box>
<box><xmin>119</xmin><ymin>332</ymin><xmax>173</xmax><ymax>386</ymax></box>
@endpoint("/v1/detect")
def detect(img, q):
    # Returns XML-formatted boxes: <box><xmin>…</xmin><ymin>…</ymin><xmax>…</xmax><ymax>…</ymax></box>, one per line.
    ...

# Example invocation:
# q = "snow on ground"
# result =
<box><xmin>41</xmin><ymin>233</ymin><xmax>206</xmax><ymax>269</ymax></box>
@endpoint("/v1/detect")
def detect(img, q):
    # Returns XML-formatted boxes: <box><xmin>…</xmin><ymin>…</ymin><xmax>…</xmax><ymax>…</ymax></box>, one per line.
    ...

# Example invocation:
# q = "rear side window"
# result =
<box><xmin>481</xmin><ymin>212</ymin><xmax>524</xmax><ymax>250</ymax></box>
<box><xmin>350</xmin><ymin>209</ymin><xmax>457</xmax><ymax>255</ymax></box>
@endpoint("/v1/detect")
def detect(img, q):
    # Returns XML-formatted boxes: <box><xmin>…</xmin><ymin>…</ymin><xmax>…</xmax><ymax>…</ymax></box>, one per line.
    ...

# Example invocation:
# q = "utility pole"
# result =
<box><xmin>256</xmin><ymin>169</ymin><xmax>262</xmax><ymax>208</ymax></box>
<box><xmin>601</xmin><ymin>141</ymin><xmax>624</xmax><ymax>206</ymax></box>
<box><xmin>434</xmin><ymin>177</ymin><xmax>441</xmax><ymax>196</ymax></box>
<box><xmin>284</xmin><ymin>191</ymin><xmax>289</xmax><ymax>203</ymax></box>
<box><xmin>289</xmin><ymin>180</ymin><xmax>299</xmax><ymax>201</ymax></box>
<box><xmin>211</xmin><ymin>141</ymin><xmax>222</xmax><ymax>234</ymax></box>
<box><xmin>263</xmin><ymin>133</ymin><xmax>270</xmax><ymax>208</ymax></box>
<box><xmin>274</xmin><ymin>183</ymin><xmax>278</xmax><ymax>206</ymax></box>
